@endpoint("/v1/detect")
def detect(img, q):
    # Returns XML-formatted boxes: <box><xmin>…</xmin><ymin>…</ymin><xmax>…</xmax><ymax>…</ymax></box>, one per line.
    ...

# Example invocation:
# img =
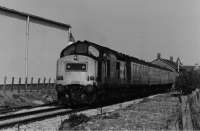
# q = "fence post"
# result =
<box><xmin>48</xmin><ymin>78</ymin><xmax>51</xmax><ymax>86</ymax></box>
<box><xmin>37</xmin><ymin>78</ymin><xmax>40</xmax><ymax>91</ymax></box>
<box><xmin>43</xmin><ymin>77</ymin><xmax>46</xmax><ymax>84</ymax></box>
<box><xmin>31</xmin><ymin>77</ymin><xmax>33</xmax><ymax>84</ymax></box>
<box><xmin>54</xmin><ymin>78</ymin><xmax>56</xmax><ymax>89</ymax></box>
<box><xmin>25</xmin><ymin>77</ymin><xmax>28</xmax><ymax>91</ymax></box>
<box><xmin>18</xmin><ymin>77</ymin><xmax>21</xmax><ymax>93</ymax></box>
<box><xmin>11</xmin><ymin>77</ymin><xmax>14</xmax><ymax>91</ymax></box>
<box><xmin>48</xmin><ymin>78</ymin><xmax>51</xmax><ymax>91</ymax></box>
<box><xmin>19</xmin><ymin>77</ymin><xmax>21</xmax><ymax>84</ymax></box>
<box><xmin>30</xmin><ymin>77</ymin><xmax>33</xmax><ymax>92</ymax></box>
<box><xmin>4</xmin><ymin>76</ymin><xmax>7</xmax><ymax>90</ymax></box>
<box><xmin>43</xmin><ymin>77</ymin><xmax>46</xmax><ymax>89</ymax></box>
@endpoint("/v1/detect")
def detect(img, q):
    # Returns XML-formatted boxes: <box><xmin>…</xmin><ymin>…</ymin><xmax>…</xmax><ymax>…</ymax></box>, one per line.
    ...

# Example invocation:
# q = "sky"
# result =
<box><xmin>0</xmin><ymin>0</ymin><xmax>200</xmax><ymax>82</ymax></box>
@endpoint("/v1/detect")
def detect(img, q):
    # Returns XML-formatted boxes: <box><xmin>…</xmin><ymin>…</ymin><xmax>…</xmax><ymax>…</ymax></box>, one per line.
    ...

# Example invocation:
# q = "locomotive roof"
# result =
<box><xmin>61</xmin><ymin>40</ymin><xmax>172</xmax><ymax>72</ymax></box>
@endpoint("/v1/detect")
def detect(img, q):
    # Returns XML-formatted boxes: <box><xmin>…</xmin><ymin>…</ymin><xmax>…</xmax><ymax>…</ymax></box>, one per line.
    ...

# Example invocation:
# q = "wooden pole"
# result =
<box><xmin>25</xmin><ymin>16</ymin><xmax>30</xmax><ymax>89</ymax></box>
<box><xmin>18</xmin><ymin>77</ymin><xmax>21</xmax><ymax>93</ymax></box>
<box><xmin>4</xmin><ymin>76</ymin><xmax>7</xmax><ymax>90</ymax></box>
<box><xmin>25</xmin><ymin>77</ymin><xmax>28</xmax><ymax>91</ymax></box>
<box><xmin>37</xmin><ymin>78</ymin><xmax>40</xmax><ymax>91</ymax></box>
<box><xmin>11</xmin><ymin>76</ymin><xmax>14</xmax><ymax>91</ymax></box>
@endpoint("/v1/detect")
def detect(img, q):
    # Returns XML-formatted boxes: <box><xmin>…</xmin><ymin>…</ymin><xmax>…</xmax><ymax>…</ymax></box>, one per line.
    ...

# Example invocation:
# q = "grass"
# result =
<box><xmin>59</xmin><ymin>92</ymin><xmax>181</xmax><ymax>130</ymax></box>
<box><xmin>59</xmin><ymin>113</ymin><xmax>90</xmax><ymax>130</ymax></box>
<box><xmin>189</xmin><ymin>96</ymin><xmax>200</xmax><ymax>130</ymax></box>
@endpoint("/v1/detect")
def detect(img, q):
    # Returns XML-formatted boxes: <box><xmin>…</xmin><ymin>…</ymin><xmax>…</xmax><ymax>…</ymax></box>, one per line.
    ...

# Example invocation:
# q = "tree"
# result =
<box><xmin>175</xmin><ymin>69</ymin><xmax>200</xmax><ymax>95</ymax></box>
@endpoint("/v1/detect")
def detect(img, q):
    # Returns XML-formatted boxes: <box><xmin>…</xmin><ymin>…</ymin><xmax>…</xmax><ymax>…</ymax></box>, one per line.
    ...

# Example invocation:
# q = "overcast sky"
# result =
<box><xmin>0</xmin><ymin>0</ymin><xmax>200</xmax><ymax>81</ymax></box>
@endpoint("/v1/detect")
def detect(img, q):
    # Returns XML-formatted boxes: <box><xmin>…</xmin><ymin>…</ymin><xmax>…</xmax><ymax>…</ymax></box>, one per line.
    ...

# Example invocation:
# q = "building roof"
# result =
<box><xmin>152</xmin><ymin>58</ymin><xmax>178</xmax><ymax>70</ymax></box>
<box><xmin>0</xmin><ymin>5</ymin><xmax>71</xmax><ymax>30</ymax></box>
<box><xmin>61</xmin><ymin>40</ymin><xmax>173</xmax><ymax>71</ymax></box>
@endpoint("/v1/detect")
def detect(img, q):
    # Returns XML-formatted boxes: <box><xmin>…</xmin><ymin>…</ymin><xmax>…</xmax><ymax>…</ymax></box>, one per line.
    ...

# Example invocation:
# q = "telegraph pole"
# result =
<box><xmin>25</xmin><ymin>16</ymin><xmax>30</xmax><ymax>87</ymax></box>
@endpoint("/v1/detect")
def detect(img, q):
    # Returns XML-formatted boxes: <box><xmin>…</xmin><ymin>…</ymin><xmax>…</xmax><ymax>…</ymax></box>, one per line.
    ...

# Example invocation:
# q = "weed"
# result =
<box><xmin>59</xmin><ymin>113</ymin><xmax>90</xmax><ymax>130</ymax></box>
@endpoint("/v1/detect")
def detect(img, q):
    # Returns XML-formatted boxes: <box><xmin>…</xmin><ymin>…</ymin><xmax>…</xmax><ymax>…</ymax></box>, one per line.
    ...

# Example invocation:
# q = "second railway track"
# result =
<box><xmin>0</xmin><ymin>105</ymin><xmax>88</xmax><ymax>129</ymax></box>
<box><xmin>0</xmin><ymin>93</ymin><xmax>166</xmax><ymax>130</ymax></box>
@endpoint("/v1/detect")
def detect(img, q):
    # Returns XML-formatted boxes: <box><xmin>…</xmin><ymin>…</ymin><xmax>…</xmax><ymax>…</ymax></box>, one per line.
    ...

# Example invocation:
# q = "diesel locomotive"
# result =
<box><xmin>56</xmin><ymin>40</ymin><xmax>177</xmax><ymax>106</ymax></box>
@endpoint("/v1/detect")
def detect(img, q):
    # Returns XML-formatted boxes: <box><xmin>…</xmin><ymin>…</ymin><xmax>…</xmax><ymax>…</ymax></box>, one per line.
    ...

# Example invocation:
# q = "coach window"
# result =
<box><xmin>76</xmin><ymin>43</ymin><xmax>88</xmax><ymax>54</ymax></box>
<box><xmin>88</xmin><ymin>46</ymin><xmax>99</xmax><ymax>57</ymax></box>
<box><xmin>106</xmin><ymin>60</ymin><xmax>110</xmax><ymax>79</ymax></box>
<box><xmin>136</xmin><ymin>64</ymin><xmax>139</xmax><ymax>74</ymax></box>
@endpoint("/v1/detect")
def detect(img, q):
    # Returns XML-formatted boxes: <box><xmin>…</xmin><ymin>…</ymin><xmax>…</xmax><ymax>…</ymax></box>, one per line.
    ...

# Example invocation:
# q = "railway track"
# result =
<box><xmin>0</xmin><ymin>97</ymin><xmax>139</xmax><ymax>129</ymax></box>
<box><xmin>0</xmin><ymin>93</ymin><xmax>170</xmax><ymax>129</ymax></box>
<box><xmin>0</xmin><ymin>101</ymin><xmax>57</xmax><ymax>114</ymax></box>
<box><xmin>0</xmin><ymin>105</ymin><xmax>89</xmax><ymax>129</ymax></box>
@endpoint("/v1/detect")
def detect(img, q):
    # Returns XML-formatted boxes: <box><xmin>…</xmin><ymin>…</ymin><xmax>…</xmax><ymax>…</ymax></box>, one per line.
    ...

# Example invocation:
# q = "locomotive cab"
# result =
<box><xmin>56</xmin><ymin>41</ymin><xmax>100</xmax><ymax>105</ymax></box>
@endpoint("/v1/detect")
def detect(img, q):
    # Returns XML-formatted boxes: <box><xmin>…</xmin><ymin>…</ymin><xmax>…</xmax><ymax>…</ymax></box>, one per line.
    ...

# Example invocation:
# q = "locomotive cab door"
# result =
<box><xmin>100</xmin><ymin>58</ymin><xmax>106</xmax><ymax>84</ymax></box>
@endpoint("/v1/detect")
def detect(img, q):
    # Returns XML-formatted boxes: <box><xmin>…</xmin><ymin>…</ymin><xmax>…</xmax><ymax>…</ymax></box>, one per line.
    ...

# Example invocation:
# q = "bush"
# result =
<box><xmin>60</xmin><ymin>113</ymin><xmax>90</xmax><ymax>128</ymax></box>
<box><xmin>175</xmin><ymin>70</ymin><xmax>200</xmax><ymax>95</ymax></box>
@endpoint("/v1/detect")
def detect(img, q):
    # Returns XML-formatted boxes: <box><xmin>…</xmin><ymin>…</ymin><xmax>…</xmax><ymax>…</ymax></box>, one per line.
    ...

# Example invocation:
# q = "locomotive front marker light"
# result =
<box><xmin>90</xmin><ymin>76</ymin><xmax>95</xmax><ymax>81</ymax></box>
<box><xmin>74</xmin><ymin>55</ymin><xmax>78</xmax><ymax>60</ymax></box>
<box><xmin>82</xmin><ymin>65</ymin><xmax>86</xmax><ymax>70</ymax></box>
<box><xmin>65</xmin><ymin>94</ymin><xmax>69</xmax><ymax>99</ymax></box>
<box><xmin>87</xmin><ymin>75</ymin><xmax>95</xmax><ymax>81</ymax></box>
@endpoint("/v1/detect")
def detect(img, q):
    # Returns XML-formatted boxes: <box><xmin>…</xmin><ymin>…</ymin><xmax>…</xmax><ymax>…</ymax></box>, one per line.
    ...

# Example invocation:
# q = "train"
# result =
<box><xmin>56</xmin><ymin>40</ymin><xmax>177</xmax><ymax>106</ymax></box>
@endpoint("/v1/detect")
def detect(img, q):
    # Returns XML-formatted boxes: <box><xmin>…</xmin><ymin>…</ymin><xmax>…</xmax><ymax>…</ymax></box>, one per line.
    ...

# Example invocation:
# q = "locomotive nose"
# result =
<box><xmin>71</xmin><ymin>89</ymin><xmax>88</xmax><ymax>104</ymax></box>
<box><xmin>56</xmin><ymin>84</ymin><xmax>65</xmax><ymax>92</ymax></box>
<box><xmin>86</xmin><ymin>85</ymin><xmax>93</xmax><ymax>93</ymax></box>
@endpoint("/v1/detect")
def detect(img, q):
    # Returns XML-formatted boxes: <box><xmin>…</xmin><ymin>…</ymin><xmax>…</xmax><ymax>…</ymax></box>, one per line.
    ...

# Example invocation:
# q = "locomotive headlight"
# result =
<box><xmin>90</xmin><ymin>76</ymin><xmax>95</xmax><ymax>80</ymax></box>
<box><xmin>65</xmin><ymin>94</ymin><xmax>69</xmax><ymax>99</ymax></box>
<box><xmin>73</xmin><ymin>55</ymin><xmax>78</xmax><ymax>60</ymax></box>
<box><xmin>87</xmin><ymin>75</ymin><xmax>95</xmax><ymax>81</ymax></box>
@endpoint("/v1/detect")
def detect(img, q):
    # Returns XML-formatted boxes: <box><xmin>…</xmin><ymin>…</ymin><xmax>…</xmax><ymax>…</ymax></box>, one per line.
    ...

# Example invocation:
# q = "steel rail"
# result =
<box><xmin>0</xmin><ymin>93</ymin><xmax>165</xmax><ymax>129</ymax></box>
<box><xmin>0</xmin><ymin>106</ymin><xmax>89</xmax><ymax>129</ymax></box>
<box><xmin>0</xmin><ymin>102</ymin><xmax>57</xmax><ymax>114</ymax></box>
<box><xmin>0</xmin><ymin>106</ymin><xmax>63</xmax><ymax>121</ymax></box>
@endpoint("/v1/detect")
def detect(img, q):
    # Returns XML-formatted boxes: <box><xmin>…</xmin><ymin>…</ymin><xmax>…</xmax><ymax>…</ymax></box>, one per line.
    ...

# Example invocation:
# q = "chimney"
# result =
<box><xmin>170</xmin><ymin>56</ymin><xmax>173</xmax><ymax>62</ymax></box>
<box><xmin>157</xmin><ymin>53</ymin><xmax>161</xmax><ymax>59</ymax></box>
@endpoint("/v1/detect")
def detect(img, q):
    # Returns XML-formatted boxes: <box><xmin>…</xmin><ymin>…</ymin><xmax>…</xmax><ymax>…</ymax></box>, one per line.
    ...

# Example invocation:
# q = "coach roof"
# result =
<box><xmin>61</xmin><ymin>40</ymin><xmax>172</xmax><ymax>72</ymax></box>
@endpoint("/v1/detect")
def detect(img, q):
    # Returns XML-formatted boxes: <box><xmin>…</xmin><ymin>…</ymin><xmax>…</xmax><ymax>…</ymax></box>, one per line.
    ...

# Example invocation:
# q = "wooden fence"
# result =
<box><xmin>0</xmin><ymin>76</ymin><xmax>56</xmax><ymax>92</ymax></box>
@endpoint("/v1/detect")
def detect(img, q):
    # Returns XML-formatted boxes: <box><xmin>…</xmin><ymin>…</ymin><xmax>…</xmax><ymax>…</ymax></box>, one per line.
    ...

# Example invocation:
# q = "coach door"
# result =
<box><xmin>106</xmin><ymin>60</ymin><xmax>110</xmax><ymax>81</ymax></box>
<box><xmin>126</xmin><ymin>61</ymin><xmax>131</xmax><ymax>83</ymax></box>
<box><xmin>97</xmin><ymin>60</ymin><xmax>102</xmax><ymax>82</ymax></box>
